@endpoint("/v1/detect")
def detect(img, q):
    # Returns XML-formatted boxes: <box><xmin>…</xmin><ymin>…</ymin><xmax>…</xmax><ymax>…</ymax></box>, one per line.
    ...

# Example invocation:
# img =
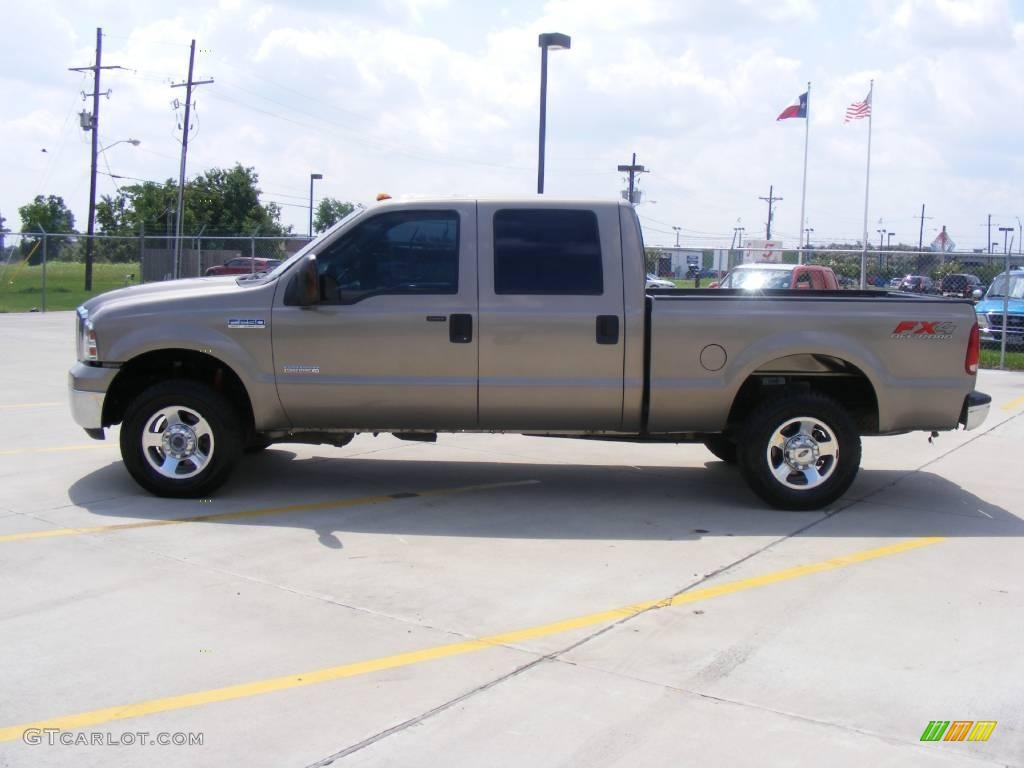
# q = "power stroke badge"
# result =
<box><xmin>227</xmin><ymin>318</ymin><xmax>266</xmax><ymax>329</ymax></box>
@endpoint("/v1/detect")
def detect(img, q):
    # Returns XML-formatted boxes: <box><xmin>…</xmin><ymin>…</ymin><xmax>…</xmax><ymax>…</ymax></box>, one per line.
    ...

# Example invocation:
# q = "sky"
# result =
<box><xmin>2</xmin><ymin>0</ymin><xmax>1023</xmax><ymax>251</ymax></box>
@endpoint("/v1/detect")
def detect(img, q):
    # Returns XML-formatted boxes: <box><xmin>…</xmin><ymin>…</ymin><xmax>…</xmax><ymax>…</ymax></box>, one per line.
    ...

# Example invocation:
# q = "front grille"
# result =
<box><xmin>987</xmin><ymin>313</ymin><xmax>1024</xmax><ymax>330</ymax></box>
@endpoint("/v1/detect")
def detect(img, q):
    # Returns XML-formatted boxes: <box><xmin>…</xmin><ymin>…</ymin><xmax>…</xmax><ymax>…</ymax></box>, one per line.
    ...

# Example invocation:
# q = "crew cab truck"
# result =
<box><xmin>69</xmin><ymin>198</ymin><xmax>991</xmax><ymax>510</ymax></box>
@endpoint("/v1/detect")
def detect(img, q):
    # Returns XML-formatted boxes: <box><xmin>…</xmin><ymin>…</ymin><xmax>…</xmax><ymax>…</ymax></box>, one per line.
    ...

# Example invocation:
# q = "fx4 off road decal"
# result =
<box><xmin>892</xmin><ymin>321</ymin><xmax>956</xmax><ymax>340</ymax></box>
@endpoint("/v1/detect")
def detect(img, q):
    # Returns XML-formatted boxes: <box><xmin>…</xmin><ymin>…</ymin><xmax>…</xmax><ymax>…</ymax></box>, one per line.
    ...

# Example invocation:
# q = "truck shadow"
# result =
<box><xmin>66</xmin><ymin>449</ymin><xmax>1021</xmax><ymax>547</ymax></box>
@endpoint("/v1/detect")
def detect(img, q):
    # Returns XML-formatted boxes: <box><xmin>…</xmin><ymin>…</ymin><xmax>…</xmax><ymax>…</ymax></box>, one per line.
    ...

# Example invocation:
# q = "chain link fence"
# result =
<box><xmin>3</xmin><ymin>232</ymin><xmax>1021</xmax><ymax>368</ymax></box>
<box><xmin>0</xmin><ymin>232</ymin><xmax>312</xmax><ymax>313</ymax></box>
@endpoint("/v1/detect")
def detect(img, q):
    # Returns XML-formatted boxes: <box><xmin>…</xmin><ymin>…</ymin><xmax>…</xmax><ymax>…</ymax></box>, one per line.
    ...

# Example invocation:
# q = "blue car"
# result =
<box><xmin>975</xmin><ymin>269</ymin><xmax>1024</xmax><ymax>348</ymax></box>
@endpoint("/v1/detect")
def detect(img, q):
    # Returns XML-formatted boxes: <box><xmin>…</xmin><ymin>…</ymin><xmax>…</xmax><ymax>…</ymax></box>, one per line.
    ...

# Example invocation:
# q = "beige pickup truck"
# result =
<box><xmin>69</xmin><ymin>198</ymin><xmax>990</xmax><ymax>509</ymax></box>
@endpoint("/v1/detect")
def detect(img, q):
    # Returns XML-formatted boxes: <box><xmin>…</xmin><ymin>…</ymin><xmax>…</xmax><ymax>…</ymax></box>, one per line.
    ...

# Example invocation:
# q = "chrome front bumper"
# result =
<box><xmin>959</xmin><ymin>391</ymin><xmax>991</xmax><ymax>431</ymax></box>
<box><xmin>70</xmin><ymin>387</ymin><xmax>105</xmax><ymax>433</ymax></box>
<box><xmin>68</xmin><ymin>363</ymin><xmax>117</xmax><ymax>437</ymax></box>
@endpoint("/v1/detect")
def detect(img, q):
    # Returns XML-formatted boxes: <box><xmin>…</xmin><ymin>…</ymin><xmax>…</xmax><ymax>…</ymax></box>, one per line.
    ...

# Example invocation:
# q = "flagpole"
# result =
<box><xmin>860</xmin><ymin>79</ymin><xmax>874</xmax><ymax>289</ymax></box>
<box><xmin>798</xmin><ymin>81</ymin><xmax>810</xmax><ymax>263</ymax></box>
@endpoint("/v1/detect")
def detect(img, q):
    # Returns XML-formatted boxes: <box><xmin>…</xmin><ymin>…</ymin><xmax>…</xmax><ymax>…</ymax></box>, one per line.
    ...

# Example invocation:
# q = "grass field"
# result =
<box><xmin>980</xmin><ymin>346</ymin><xmax>1024</xmax><ymax>371</ymax></box>
<box><xmin>0</xmin><ymin>261</ymin><xmax>140</xmax><ymax>312</ymax></box>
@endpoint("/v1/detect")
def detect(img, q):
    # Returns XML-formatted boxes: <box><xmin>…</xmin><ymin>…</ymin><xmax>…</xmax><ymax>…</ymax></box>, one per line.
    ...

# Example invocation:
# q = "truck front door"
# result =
<box><xmin>475</xmin><ymin>204</ymin><xmax>626</xmax><ymax>430</ymax></box>
<box><xmin>272</xmin><ymin>204</ymin><xmax>478</xmax><ymax>429</ymax></box>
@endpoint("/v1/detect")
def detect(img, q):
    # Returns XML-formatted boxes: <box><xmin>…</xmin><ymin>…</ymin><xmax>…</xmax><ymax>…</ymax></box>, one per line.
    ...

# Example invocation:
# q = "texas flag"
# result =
<box><xmin>777</xmin><ymin>91</ymin><xmax>808</xmax><ymax>120</ymax></box>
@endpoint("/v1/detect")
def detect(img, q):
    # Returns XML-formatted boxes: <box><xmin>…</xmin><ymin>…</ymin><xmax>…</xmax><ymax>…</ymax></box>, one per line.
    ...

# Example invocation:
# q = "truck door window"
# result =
<box><xmin>493</xmin><ymin>209</ymin><xmax>602</xmax><ymax>295</ymax></box>
<box><xmin>315</xmin><ymin>210</ymin><xmax>459</xmax><ymax>303</ymax></box>
<box><xmin>795</xmin><ymin>271</ymin><xmax>813</xmax><ymax>290</ymax></box>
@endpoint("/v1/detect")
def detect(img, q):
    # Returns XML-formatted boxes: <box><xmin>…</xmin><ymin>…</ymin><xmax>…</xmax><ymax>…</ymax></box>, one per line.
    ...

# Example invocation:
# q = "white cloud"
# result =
<box><xmin>1</xmin><ymin>0</ymin><xmax>1022</xmax><ymax>250</ymax></box>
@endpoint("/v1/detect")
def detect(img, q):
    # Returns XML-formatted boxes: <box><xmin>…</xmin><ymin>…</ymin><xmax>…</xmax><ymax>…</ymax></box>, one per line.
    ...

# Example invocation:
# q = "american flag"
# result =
<box><xmin>845</xmin><ymin>92</ymin><xmax>871</xmax><ymax>122</ymax></box>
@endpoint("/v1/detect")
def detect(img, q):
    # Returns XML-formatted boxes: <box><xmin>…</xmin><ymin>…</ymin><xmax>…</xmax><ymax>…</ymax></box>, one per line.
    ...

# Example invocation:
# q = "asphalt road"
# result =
<box><xmin>1</xmin><ymin>311</ymin><xmax>1022</xmax><ymax>767</ymax></box>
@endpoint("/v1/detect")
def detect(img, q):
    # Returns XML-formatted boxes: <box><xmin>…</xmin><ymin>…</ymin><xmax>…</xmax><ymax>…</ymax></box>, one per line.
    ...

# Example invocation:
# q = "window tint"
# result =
<box><xmin>316</xmin><ymin>210</ymin><xmax>459</xmax><ymax>303</ymax></box>
<box><xmin>493</xmin><ymin>209</ymin><xmax>603</xmax><ymax>295</ymax></box>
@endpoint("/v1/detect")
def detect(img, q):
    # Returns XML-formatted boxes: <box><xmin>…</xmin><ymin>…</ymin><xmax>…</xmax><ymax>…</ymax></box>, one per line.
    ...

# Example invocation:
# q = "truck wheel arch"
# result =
<box><xmin>727</xmin><ymin>354</ymin><xmax>880</xmax><ymax>435</ymax></box>
<box><xmin>102</xmin><ymin>349</ymin><xmax>255</xmax><ymax>436</ymax></box>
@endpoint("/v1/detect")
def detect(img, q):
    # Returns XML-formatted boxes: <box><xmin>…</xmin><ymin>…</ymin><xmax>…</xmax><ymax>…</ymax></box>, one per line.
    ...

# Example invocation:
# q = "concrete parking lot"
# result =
<box><xmin>1</xmin><ymin>311</ymin><xmax>1022</xmax><ymax>767</ymax></box>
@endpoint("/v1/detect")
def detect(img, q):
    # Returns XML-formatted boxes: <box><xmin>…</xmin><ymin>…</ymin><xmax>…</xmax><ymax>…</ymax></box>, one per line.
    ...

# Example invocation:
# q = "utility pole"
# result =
<box><xmin>617</xmin><ymin>153</ymin><xmax>647</xmax><ymax>205</ymax></box>
<box><xmin>170</xmin><ymin>40</ymin><xmax>214</xmax><ymax>279</ymax></box>
<box><xmin>988</xmin><ymin>214</ymin><xmax>992</xmax><ymax>254</ymax></box>
<box><xmin>914</xmin><ymin>203</ymin><xmax>932</xmax><ymax>251</ymax></box>
<box><xmin>759</xmin><ymin>185</ymin><xmax>782</xmax><ymax>240</ymax></box>
<box><xmin>69</xmin><ymin>28</ymin><xmax>124</xmax><ymax>291</ymax></box>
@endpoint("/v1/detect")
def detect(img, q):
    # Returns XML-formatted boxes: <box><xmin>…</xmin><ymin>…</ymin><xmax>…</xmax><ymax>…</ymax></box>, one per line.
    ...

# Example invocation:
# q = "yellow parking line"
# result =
<box><xmin>1000</xmin><ymin>393</ymin><xmax>1024</xmax><ymax>412</ymax></box>
<box><xmin>0</xmin><ymin>401</ymin><xmax>63</xmax><ymax>411</ymax></box>
<box><xmin>0</xmin><ymin>480</ymin><xmax>540</xmax><ymax>545</ymax></box>
<box><xmin>0</xmin><ymin>536</ymin><xmax>944</xmax><ymax>741</ymax></box>
<box><xmin>0</xmin><ymin>444</ymin><xmax>111</xmax><ymax>457</ymax></box>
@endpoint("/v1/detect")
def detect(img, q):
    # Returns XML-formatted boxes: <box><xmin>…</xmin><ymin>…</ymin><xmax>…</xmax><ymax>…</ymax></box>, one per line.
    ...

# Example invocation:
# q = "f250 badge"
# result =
<box><xmin>892</xmin><ymin>321</ymin><xmax>956</xmax><ymax>339</ymax></box>
<box><xmin>227</xmin><ymin>318</ymin><xmax>266</xmax><ymax>329</ymax></box>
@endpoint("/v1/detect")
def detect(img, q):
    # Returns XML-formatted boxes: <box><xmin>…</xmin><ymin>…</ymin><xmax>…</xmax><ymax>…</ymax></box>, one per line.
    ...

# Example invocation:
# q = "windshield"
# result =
<box><xmin>258</xmin><ymin>207</ymin><xmax>367</xmax><ymax>281</ymax></box>
<box><xmin>986</xmin><ymin>274</ymin><xmax>1024</xmax><ymax>299</ymax></box>
<box><xmin>720</xmin><ymin>269</ymin><xmax>793</xmax><ymax>289</ymax></box>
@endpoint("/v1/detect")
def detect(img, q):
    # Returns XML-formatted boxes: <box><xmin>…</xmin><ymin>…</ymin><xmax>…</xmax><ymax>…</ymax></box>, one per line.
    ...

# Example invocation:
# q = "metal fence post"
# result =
<box><xmin>1000</xmin><ymin>248</ymin><xmax>1010</xmax><ymax>370</ymax></box>
<box><xmin>251</xmin><ymin>236</ymin><xmax>256</xmax><ymax>274</ymax></box>
<box><xmin>38</xmin><ymin>225</ymin><xmax>48</xmax><ymax>312</ymax></box>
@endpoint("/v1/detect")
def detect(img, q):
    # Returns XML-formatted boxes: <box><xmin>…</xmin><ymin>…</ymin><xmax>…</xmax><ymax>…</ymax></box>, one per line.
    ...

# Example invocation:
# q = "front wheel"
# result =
<box><xmin>737</xmin><ymin>393</ymin><xmax>861</xmax><ymax>510</ymax></box>
<box><xmin>120</xmin><ymin>381</ymin><xmax>242</xmax><ymax>498</ymax></box>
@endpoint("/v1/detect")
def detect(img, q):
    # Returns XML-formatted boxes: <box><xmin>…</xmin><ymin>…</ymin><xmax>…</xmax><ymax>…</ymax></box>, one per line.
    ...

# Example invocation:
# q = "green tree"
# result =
<box><xmin>18</xmin><ymin>195</ymin><xmax>78</xmax><ymax>262</ymax></box>
<box><xmin>313</xmin><ymin>198</ymin><xmax>355</xmax><ymax>234</ymax></box>
<box><xmin>96</xmin><ymin>164</ymin><xmax>290</xmax><ymax>246</ymax></box>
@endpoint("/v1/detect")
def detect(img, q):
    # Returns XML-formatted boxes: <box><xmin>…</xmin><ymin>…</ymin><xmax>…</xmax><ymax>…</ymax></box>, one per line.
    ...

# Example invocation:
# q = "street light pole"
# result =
<box><xmin>536</xmin><ymin>32</ymin><xmax>571</xmax><ymax>195</ymax></box>
<box><xmin>672</xmin><ymin>225</ymin><xmax>681</xmax><ymax>248</ymax></box>
<box><xmin>309</xmin><ymin>173</ymin><xmax>323</xmax><ymax>238</ymax></box>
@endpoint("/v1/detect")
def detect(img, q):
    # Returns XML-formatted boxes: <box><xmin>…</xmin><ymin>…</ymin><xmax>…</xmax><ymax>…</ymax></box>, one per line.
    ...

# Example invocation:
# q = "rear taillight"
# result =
<box><xmin>965</xmin><ymin>322</ymin><xmax>980</xmax><ymax>375</ymax></box>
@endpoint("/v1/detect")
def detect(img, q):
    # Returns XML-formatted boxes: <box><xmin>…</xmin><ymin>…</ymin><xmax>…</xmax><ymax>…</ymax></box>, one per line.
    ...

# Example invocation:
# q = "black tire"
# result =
<box><xmin>703</xmin><ymin>435</ymin><xmax>737</xmax><ymax>464</ymax></box>
<box><xmin>120</xmin><ymin>380</ymin><xmax>242</xmax><ymax>498</ymax></box>
<box><xmin>737</xmin><ymin>392</ymin><xmax>861</xmax><ymax>511</ymax></box>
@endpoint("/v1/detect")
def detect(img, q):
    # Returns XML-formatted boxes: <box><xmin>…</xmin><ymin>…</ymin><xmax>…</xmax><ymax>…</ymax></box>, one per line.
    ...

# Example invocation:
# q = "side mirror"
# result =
<box><xmin>972</xmin><ymin>288</ymin><xmax>983</xmax><ymax>300</ymax></box>
<box><xmin>286</xmin><ymin>254</ymin><xmax>319</xmax><ymax>306</ymax></box>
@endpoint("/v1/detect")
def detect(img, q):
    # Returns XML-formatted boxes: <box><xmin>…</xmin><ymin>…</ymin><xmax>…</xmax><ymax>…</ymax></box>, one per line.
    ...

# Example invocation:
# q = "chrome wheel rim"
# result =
<box><xmin>142</xmin><ymin>405</ymin><xmax>215</xmax><ymax>479</ymax></box>
<box><xmin>766</xmin><ymin>415</ymin><xmax>838</xmax><ymax>491</ymax></box>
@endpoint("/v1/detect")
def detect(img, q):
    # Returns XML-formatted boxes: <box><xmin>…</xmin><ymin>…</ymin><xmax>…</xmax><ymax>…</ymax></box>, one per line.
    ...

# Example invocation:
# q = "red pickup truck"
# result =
<box><xmin>713</xmin><ymin>263</ymin><xmax>840</xmax><ymax>290</ymax></box>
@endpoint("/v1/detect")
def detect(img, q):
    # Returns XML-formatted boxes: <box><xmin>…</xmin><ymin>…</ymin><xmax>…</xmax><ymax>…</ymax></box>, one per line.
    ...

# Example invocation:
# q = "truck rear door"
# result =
<box><xmin>475</xmin><ymin>203</ymin><xmax>625</xmax><ymax>430</ymax></box>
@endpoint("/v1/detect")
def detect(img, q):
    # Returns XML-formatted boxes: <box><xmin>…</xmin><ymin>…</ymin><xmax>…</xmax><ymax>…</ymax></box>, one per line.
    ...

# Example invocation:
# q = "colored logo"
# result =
<box><xmin>891</xmin><ymin>321</ymin><xmax>956</xmax><ymax>339</ymax></box>
<box><xmin>920</xmin><ymin>721</ymin><xmax>996</xmax><ymax>742</ymax></box>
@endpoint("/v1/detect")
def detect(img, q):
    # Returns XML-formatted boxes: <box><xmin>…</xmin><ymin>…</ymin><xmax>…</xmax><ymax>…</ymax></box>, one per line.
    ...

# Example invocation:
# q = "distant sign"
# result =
<box><xmin>743</xmin><ymin>239</ymin><xmax>783</xmax><ymax>263</ymax></box>
<box><xmin>931</xmin><ymin>229</ymin><xmax>956</xmax><ymax>252</ymax></box>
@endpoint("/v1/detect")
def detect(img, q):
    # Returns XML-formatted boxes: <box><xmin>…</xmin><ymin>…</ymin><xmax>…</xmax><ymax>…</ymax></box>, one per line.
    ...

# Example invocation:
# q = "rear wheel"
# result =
<box><xmin>737</xmin><ymin>392</ymin><xmax>860</xmax><ymax>510</ymax></box>
<box><xmin>703</xmin><ymin>435</ymin><xmax>737</xmax><ymax>464</ymax></box>
<box><xmin>120</xmin><ymin>381</ymin><xmax>242</xmax><ymax>498</ymax></box>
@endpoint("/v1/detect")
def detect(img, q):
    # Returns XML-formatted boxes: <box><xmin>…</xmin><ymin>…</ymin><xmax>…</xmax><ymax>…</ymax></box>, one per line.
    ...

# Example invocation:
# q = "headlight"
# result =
<box><xmin>77</xmin><ymin>306</ymin><xmax>98</xmax><ymax>362</ymax></box>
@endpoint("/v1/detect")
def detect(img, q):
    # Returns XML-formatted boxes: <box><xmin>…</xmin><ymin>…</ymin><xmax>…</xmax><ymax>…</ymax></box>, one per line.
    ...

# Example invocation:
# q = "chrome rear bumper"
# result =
<box><xmin>959</xmin><ymin>391</ymin><xmax>991</xmax><ymax>431</ymax></box>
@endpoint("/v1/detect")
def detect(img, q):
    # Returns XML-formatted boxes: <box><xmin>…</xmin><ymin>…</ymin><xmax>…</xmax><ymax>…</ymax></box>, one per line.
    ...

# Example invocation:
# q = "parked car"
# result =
<box><xmin>940</xmin><ymin>273</ymin><xmax>983</xmax><ymax>299</ymax></box>
<box><xmin>205</xmin><ymin>257</ymin><xmax>282</xmax><ymax>276</ymax></box>
<box><xmin>70</xmin><ymin>197</ymin><xmax>988</xmax><ymax>510</ymax></box>
<box><xmin>888</xmin><ymin>277</ymin><xmax>903</xmax><ymax>289</ymax></box>
<box><xmin>712</xmin><ymin>263</ymin><xmax>840</xmax><ymax>290</ymax></box>
<box><xmin>975</xmin><ymin>269</ymin><xmax>1024</xmax><ymax>349</ymax></box>
<box><xmin>897</xmin><ymin>275</ymin><xmax>935</xmax><ymax>294</ymax></box>
<box><xmin>645</xmin><ymin>273</ymin><xmax>676</xmax><ymax>289</ymax></box>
